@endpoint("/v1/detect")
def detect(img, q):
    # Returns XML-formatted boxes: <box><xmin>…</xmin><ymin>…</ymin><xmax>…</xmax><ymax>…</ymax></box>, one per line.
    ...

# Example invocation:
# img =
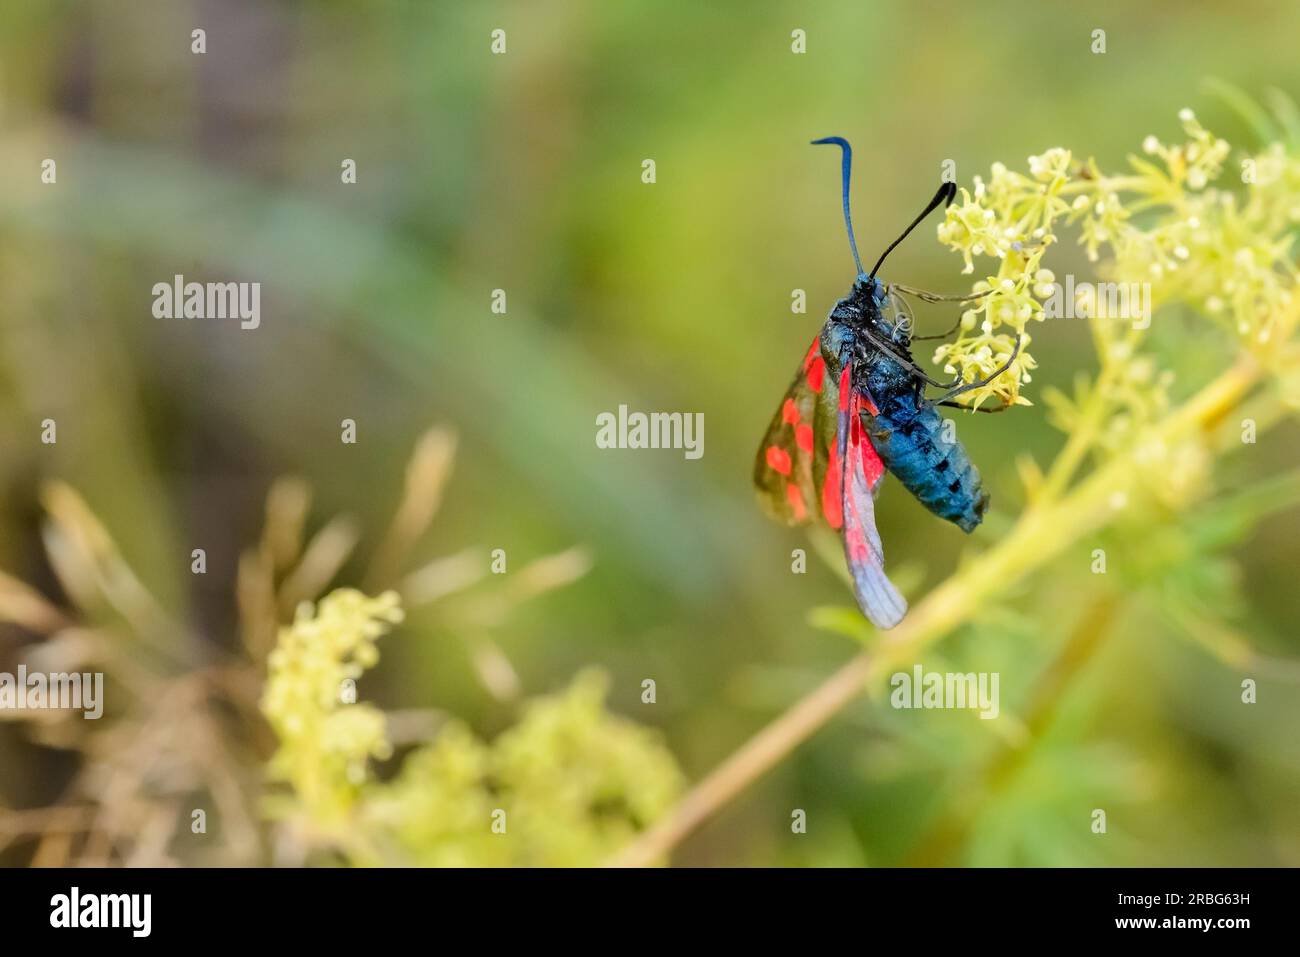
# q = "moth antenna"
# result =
<box><xmin>869</xmin><ymin>181</ymin><xmax>957</xmax><ymax>279</ymax></box>
<box><xmin>811</xmin><ymin>136</ymin><xmax>865</xmax><ymax>276</ymax></box>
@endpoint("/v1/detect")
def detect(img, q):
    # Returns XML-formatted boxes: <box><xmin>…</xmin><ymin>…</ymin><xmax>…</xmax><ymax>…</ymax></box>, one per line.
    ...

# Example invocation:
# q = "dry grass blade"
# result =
<box><xmin>451</xmin><ymin>546</ymin><xmax>594</xmax><ymax>629</ymax></box>
<box><xmin>367</xmin><ymin>427</ymin><xmax>457</xmax><ymax>588</ymax></box>
<box><xmin>469</xmin><ymin>636</ymin><xmax>522</xmax><ymax>702</ymax></box>
<box><xmin>236</xmin><ymin>547</ymin><xmax>278</xmax><ymax>661</ymax></box>
<box><xmin>276</xmin><ymin>515</ymin><xmax>361</xmax><ymax>614</ymax></box>
<box><xmin>0</xmin><ymin>569</ymin><xmax>71</xmax><ymax>633</ymax></box>
<box><xmin>399</xmin><ymin>546</ymin><xmax>487</xmax><ymax>607</ymax></box>
<box><xmin>38</xmin><ymin>481</ymin><xmax>187</xmax><ymax>658</ymax></box>
<box><xmin>261</xmin><ymin>477</ymin><xmax>312</xmax><ymax>574</ymax></box>
<box><xmin>506</xmin><ymin>546</ymin><xmax>593</xmax><ymax>603</ymax></box>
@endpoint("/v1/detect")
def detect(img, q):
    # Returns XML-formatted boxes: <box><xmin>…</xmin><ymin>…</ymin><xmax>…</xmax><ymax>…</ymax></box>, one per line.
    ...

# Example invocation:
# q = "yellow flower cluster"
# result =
<box><xmin>933</xmin><ymin>109</ymin><xmax>1300</xmax><ymax>410</ymax></box>
<box><xmin>366</xmin><ymin>670</ymin><xmax>684</xmax><ymax>866</ymax></box>
<box><xmin>932</xmin><ymin>151</ymin><xmax>1066</xmax><ymax>408</ymax></box>
<box><xmin>260</xmin><ymin>588</ymin><xmax>683</xmax><ymax>866</ymax></box>
<box><xmin>261</xmin><ymin>589</ymin><xmax>403</xmax><ymax>829</ymax></box>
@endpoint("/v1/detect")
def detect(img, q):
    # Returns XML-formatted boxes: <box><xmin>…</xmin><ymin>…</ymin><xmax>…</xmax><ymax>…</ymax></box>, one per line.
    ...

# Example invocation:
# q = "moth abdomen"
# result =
<box><xmin>866</xmin><ymin>401</ymin><xmax>988</xmax><ymax>533</ymax></box>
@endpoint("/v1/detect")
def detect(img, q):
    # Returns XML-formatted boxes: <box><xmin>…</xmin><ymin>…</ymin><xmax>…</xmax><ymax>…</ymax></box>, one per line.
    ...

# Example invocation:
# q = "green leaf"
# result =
<box><xmin>1202</xmin><ymin>78</ymin><xmax>1277</xmax><ymax>146</ymax></box>
<box><xmin>807</xmin><ymin>605</ymin><xmax>876</xmax><ymax>644</ymax></box>
<box><xmin>1264</xmin><ymin>87</ymin><xmax>1300</xmax><ymax>147</ymax></box>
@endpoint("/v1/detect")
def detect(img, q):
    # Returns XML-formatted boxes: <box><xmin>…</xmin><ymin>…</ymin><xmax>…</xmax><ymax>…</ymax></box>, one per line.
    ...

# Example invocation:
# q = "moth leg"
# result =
<box><xmin>910</xmin><ymin>314</ymin><xmax>964</xmax><ymax>341</ymax></box>
<box><xmin>938</xmin><ymin>400</ymin><xmax>1013</xmax><ymax>413</ymax></box>
<box><xmin>932</xmin><ymin>334</ymin><xmax>1023</xmax><ymax>403</ymax></box>
<box><xmin>859</xmin><ymin>328</ymin><xmax>952</xmax><ymax>389</ymax></box>
<box><xmin>890</xmin><ymin>282</ymin><xmax>992</xmax><ymax>304</ymax></box>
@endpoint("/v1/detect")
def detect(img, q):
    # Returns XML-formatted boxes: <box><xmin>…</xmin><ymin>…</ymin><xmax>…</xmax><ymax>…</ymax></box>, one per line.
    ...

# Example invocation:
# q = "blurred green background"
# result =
<box><xmin>0</xmin><ymin>0</ymin><xmax>1297</xmax><ymax>866</ymax></box>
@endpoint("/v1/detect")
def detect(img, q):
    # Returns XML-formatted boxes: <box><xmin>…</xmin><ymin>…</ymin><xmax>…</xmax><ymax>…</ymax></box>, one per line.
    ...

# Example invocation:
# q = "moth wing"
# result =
<box><xmin>753</xmin><ymin>335</ymin><xmax>832</xmax><ymax>526</ymax></box>
<box><xmin>832</xmin><ymin>365</ymin><xmax>907</xmax><ymax>629</ymax></box>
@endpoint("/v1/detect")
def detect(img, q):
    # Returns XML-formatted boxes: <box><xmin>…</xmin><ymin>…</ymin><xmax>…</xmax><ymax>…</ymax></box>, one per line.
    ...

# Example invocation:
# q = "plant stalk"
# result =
<box><xmin>609</xmin><ymin>355</ymin><xmax>1262</xmax><ymax>867</ymax></box>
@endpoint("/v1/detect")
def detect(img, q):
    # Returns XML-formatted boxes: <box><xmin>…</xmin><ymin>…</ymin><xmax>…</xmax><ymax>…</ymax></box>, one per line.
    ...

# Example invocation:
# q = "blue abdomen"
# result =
<box><xmin>864</xmin><ymin>389</ymin><xmax>989</xmax><ymax>533</ymax></box>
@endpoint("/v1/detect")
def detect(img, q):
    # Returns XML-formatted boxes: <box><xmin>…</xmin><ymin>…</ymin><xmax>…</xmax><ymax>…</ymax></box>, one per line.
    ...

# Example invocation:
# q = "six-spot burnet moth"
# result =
<box><xmin>754</xmin><ymin>137</ymin><xmax>1021</xmax><ymax>629</ymax></box>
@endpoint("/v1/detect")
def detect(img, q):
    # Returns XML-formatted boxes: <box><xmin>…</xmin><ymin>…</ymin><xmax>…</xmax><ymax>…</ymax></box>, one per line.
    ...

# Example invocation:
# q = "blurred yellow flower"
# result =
<box><xmin>261</xmin><ymin>589</ymin><xmax>684</xmax><ymax>866</ymax></box>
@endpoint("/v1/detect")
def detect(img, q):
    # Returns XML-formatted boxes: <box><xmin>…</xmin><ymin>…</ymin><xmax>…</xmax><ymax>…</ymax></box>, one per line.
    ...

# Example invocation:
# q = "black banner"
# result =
<box><xmin>0</xmin><ymin>867</ymin><xmax>1287</xmax><ymax>943</ymax></box>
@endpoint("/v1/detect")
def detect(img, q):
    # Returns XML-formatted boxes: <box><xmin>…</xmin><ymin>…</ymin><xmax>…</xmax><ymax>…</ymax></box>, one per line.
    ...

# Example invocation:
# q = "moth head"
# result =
<box><xmin>850</xmin><ymin>279</ymin><xmax>912</xmax><ymax>347</ymax></box>
<box><xmin>851</xmin><ymin>273</ymin><xmax>888</xmax><ymax>309</ymax></box>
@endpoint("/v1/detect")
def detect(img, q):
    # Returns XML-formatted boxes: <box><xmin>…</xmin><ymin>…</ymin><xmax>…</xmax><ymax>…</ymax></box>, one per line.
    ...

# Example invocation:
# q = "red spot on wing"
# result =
<box><xmin>785</xmin><ymin>482</ymin><xmax>807</xmax><ymax>520</ymax></box>
<box><xmin>822</xmin><ymin>442</ymin><xmax>843</xmax><ymax>529</ymax></box>
<box><xmin>806</xmin><ymin>355</ymin><xmax>825</xmax><ymax>392</ymax></box>
<box><xmin>842</xmin><ymin>430</ymin><xmax>878</xmax><ymax>566</ymax></box>
<box><xmin>845</xmin><ymin>521</ymin><xmax>871</xmax><ymax>562</ymax></box>
<box><xmin>821</xmin><ymin>367</ymin><xmax>856</xmax><ymax>529</ymax></box>
<box><xmin>766</xmin><ymin>445</ymin><xmax>792</xmax><ymax>476</ymax></box>
<box><xmin>850</xmin><ymin>398</ymin><xmax>886</xmax><ymax>489</ymax></box>
<box><xmin>803</xmin><ymin>338</ymin><xmax>826</xmax><ymax>391</ymax></box>
<box><xmin>795</xmin><ymin>423</ymin><xmax>814</xmax><ymax>453</ymax></box>
<box><xmin>781</xmin><ymin>398</ymin><xmax>800</xmax><ymax>425</ymax></box>
<box><xmin>860</xmin><ymin>433</ymin><xmax>885</xmax><ymax>488</ymax></box>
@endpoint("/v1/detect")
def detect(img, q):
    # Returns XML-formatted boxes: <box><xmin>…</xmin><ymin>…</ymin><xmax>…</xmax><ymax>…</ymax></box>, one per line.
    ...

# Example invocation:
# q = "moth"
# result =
<box><xmin>754</xmin><ymin>137</ymin><xmax>1021</xmax><ymax>629</ymax></box>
